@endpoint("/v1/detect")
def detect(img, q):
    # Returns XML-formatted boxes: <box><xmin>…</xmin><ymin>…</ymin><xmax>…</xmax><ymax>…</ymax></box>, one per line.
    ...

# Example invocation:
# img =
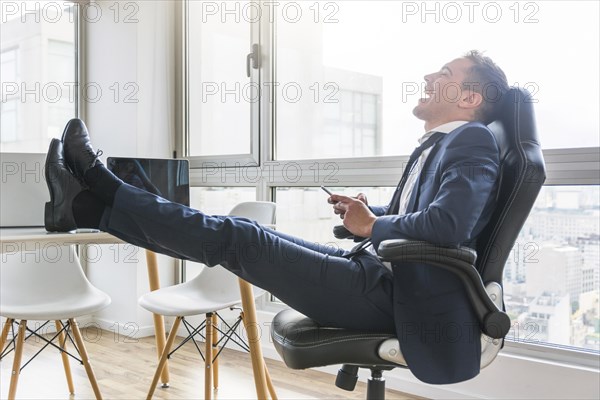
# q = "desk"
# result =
<box><xmin>1</xmin><ymin>228</ymin><xmax>276</xmax><ymax>399</ymax></box>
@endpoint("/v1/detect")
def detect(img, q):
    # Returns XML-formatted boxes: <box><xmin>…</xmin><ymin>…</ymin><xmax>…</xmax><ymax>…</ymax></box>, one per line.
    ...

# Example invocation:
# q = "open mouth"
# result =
<box><xmin>419</xmin><ymin>89</ymin><xmax>435</xmax><ymax>103</ymax></box>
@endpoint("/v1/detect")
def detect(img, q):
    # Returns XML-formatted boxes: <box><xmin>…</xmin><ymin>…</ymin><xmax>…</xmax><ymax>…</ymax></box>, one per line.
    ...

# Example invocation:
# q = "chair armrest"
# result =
<box><xmin>333</xmin><ymin>225</ymin><xmax>353</xmax><ymax>240</ymax></box>
<box><xmin>378</xmin><ymin>239</ymin><xmax>510</xmax><ymax>339</ymax></box>
<box><xmin>332</xmin><ymin>225</ymin><xmax>367</xmax><ymax>242</ymax></box>
<box><xmin>378</xmin><ymin>239</ymin><xmax>477</xmax><ymax>264</ymax></box>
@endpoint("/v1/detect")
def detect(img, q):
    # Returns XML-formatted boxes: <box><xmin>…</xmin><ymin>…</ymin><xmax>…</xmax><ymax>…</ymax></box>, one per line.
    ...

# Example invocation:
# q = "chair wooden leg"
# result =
<box><xmin>69</xmin><ymin>319</ymin><xmax>102</xmax><ymax>400</ymax></box>
<box><xmin>0</xmin><ymin>318</ymin><xmax>13</xmax><ymax>352</ymax></box>
<box><xmin>205</xmin><ymin>313</ymin><xmax>213</xmax><ymax>400</ymax></box>
<box><xmin>8</xmin><ymin>320</ymin><xmax>26</xmax><ymax>400</ymax></box>
<box><xmin>265</xmin><ymin>363</ymin><xmax>278</xmax><ymax>400</ymax></box>
<box><xmin>146</xmin><ymin>317</ymin><xmax>182</xmax><ymax>400</ymax></box>
<box><xmin>56</xmin><ymin>320</ymin><xmax>75</xmax><ymax>395</ymax></box>
<box><xmin>212</xmin><ymin>313</ymin><xmax>219</xmax><ymax>390</ymax></box>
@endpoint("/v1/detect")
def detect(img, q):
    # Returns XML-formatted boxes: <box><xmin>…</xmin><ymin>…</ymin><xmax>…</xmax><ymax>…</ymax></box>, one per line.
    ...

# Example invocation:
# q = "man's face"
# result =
<box><xmin>413</xmin><ymin>57</ymin><xmax>477</xmax><ymax>129</ymax></box>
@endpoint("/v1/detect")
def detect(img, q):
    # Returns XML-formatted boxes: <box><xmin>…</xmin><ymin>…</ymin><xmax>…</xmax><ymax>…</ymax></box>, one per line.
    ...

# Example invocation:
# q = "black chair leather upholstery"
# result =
<box><xmin>270</xmin><ymin>88</ymin><xmax>546</xmax><ymax>399</ymax></box>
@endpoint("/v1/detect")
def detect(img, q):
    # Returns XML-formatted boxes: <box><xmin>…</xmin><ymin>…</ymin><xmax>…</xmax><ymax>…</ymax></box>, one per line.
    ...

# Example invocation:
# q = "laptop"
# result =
<box><xmin>0</xmin><ymin>153</ymin><xmax>50</xmax><ymax>228</ymax></box>
<box><xmin>107</xmin><ymin>157</ymin><xmax>190</xmax><ymax>206</ymax></box>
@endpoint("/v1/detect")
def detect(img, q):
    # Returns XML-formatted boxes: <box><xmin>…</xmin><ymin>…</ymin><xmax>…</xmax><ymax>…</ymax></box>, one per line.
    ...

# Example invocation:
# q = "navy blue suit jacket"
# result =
<box><xmin>370</xmin><ymin>122</ymin><xmax>500</xmax><ymax>384</ymax></box>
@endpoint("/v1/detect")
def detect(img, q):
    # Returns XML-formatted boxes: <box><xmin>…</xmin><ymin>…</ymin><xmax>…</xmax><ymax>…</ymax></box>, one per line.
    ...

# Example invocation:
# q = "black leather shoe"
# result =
<box><xmin>61</xmin><ymin>118</ymin><xmax>103</xmax><ymax>184</ymax></box>
<box><xmin>44</xmin><ymin>138</ymin><xmax>83</xmax><ymax>232</ymax></box>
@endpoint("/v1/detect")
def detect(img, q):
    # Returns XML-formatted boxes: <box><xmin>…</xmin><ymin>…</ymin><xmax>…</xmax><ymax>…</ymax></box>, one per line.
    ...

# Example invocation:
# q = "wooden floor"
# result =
<box><xmin>0</xmin><ymin>327</ymin><xmax>419</xmax><ymax>399</ymax></box>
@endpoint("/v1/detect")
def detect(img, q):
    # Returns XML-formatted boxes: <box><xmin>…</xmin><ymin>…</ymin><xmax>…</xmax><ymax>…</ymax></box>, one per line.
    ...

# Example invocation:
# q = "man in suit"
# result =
<box><xmin>45</xmin><ymin>50</ymin><xmax>508</xmax><ymax>384</ymax></box>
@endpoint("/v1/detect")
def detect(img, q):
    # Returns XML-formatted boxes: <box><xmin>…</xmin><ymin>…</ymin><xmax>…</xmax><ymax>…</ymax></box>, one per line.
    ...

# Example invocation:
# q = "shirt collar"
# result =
<box><xmin>419</xmin><ymin>121</ymin><xmax>469</xmax><ymax>144</ymax></box>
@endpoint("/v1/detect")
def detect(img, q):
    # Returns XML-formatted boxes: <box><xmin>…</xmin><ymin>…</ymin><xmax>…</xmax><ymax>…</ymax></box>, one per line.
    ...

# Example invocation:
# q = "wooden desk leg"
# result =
<box><xmin>238</xmin><ymin>279</ymin><xmax>272</xmax><ymax>399</ymax></box>
<box><xmin>145</xmin><ymin>250</ymin><xmax>170</xmax><ymax>387</ymax></box>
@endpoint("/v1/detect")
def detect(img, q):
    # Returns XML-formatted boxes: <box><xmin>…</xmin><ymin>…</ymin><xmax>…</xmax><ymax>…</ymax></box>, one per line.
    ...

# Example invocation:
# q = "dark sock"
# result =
<box><xmin>72</xmin><ymin>190</ymin><xmax>106</xmax><ymax>229</ymax></box>
<box><xmin>84</xmin><ymin>164</ymin><xmax>123</xmax><ymax>206</ymax></box>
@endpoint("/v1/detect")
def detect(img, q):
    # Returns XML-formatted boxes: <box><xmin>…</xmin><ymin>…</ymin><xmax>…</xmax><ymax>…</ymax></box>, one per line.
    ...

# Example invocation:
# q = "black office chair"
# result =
<box><xmin>270</xmin><ymin>87</ymin><xmax>546</xmax><ymax>399</ymax></box>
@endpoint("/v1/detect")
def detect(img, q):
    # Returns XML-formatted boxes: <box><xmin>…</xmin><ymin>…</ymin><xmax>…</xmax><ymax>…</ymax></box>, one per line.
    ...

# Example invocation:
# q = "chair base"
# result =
<box><xmin>146</xmin><ymin>311</ymin><xmax>277</xmax><ymax>400</ymax></box>
<box><xmin>0</xmin><ymin>318</ymin><xmax>102</xmax><ymax>400</ymax></box>
<box><xmin>335</xmin><ymin>365</ymin><xmax>394</xmax><ymax>400</ymax></box>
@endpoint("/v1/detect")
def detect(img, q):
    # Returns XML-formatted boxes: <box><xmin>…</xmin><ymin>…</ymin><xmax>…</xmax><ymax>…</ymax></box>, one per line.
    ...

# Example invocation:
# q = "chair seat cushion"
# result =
<box><xmin>1</xmin><ymin>287</ymin><xmax>111</xmax><ymax>321</ymax></box>
<box><xmin>271</xmin><ymin>309</ymin><xmax>400</xmax><ymax>370</ymax></box>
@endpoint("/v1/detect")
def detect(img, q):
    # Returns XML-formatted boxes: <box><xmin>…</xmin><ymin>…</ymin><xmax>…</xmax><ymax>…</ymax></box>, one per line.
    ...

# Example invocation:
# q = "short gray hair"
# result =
<box><xmin>462</xmin><ymin>50</ymin><xmax>510</xmax><ymax>124</ymax></box>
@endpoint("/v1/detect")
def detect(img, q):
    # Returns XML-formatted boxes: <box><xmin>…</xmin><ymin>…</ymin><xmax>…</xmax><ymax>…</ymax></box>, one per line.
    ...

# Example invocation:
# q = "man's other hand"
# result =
<box><xmin>328</xmin><ymin>194</ymin><xmax>377</xmax><ymax>238</ymax></box>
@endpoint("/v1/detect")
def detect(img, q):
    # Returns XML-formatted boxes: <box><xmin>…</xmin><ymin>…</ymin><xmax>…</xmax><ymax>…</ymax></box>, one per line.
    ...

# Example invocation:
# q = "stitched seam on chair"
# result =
<box><xmin>273</xmin><ymin>331</ymin><xmax>392</xmax><ymax>348</ymax></box>
<box><xmin>284</xmin><ymin>336</ymin><xmax>393</xmax><ymax>349</ymax></box>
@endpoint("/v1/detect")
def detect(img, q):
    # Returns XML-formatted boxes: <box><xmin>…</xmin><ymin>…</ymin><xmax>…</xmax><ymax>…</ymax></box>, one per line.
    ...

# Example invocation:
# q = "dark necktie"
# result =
<box><xmin>344</xmin><ymin>131</ymin><xmax>445</xmax><ymax>259</ymax></box>
<box><xmin>386</xmin><ymin>131</ymin><xmax>445</xmax><ymax>215</ymax></box>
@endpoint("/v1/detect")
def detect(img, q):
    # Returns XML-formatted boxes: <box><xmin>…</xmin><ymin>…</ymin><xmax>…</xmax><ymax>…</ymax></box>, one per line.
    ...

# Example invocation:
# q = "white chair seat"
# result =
<box><xmin>1</xmin><ymin>287</ymin><xmax>110</xmax><ymax>321</ymax></box>
<box><xmin>139</xmin><ymin>265</ymin><xmax>265</xmax><ymax>316</ymax></box>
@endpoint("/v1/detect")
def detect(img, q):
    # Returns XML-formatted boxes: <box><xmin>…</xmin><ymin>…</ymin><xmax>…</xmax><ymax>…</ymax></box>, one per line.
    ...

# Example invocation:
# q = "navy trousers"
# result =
<box><xmin>99</xmin><ymin>184</ymin><xmax>396</xmax><ymax>332</ymax></box>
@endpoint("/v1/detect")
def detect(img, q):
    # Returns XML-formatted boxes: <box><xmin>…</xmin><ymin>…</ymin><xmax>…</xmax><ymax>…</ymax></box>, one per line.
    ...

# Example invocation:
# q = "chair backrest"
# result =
<box><xmin>186</xmin><ymin>201</ymin><xmax>277</xmax><ymax>301</ymax></box>
<box><xmin>0</xmin><ymin>245</ymin><xmax>92</xmax><ymax>310</ymax></box>
<box><xmin>476</xmin><ymin>87</ymin><xmax>546</xmax><ymax>284</ymax></box>
<box><xmin>228</xmin><ymin>201</ymin><xmax>277</xmax><ymax>227</ymax></box>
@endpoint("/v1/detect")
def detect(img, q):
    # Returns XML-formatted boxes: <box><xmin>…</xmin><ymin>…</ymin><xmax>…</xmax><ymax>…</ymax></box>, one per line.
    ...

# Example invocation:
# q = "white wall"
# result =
<box><xmin>84</xmin><ymin>0</ymin><xmax>177</xmax><ymax>335</ymax></box>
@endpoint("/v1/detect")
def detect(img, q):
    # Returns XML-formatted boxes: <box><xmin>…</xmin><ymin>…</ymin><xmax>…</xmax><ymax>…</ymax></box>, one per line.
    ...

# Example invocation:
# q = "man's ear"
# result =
<box><xmin>459</xmin><ymin>91</ymin><xmax>484</xmax><ymax>110</ymax></box>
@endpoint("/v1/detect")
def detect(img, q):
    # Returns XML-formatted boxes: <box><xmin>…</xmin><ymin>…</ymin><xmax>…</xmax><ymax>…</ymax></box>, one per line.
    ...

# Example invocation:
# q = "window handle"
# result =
<box><xmin>246</xmin><ymin>43</ymin><xmax>260</xmax><ymax>77</ymax></box>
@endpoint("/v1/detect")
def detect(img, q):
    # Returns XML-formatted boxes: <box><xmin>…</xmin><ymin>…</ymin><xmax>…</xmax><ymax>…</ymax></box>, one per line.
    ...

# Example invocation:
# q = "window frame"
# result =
<box><xmin>182</xmin><ymin>0</ymin><xmax>262</xmax><ymax>167</ymax></box>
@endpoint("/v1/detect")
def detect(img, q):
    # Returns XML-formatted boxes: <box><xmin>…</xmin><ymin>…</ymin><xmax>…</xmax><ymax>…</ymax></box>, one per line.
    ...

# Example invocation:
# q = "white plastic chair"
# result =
<box><xmin>139</xmin><ymin>201</ymin><xmax>276</xmax><ymax>399</ymax></box>
<box><xmin>0</xmin><ymin>245</ymin><xmax>111</xmax><ymax>400</ymax></box>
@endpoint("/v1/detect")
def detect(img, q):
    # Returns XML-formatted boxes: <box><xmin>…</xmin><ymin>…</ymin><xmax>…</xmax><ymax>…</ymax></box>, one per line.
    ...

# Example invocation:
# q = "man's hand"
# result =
<box><xmin>328</xmin><ymin>194</ymin><xmax>377</xmax><ymax>238</ymax></box>
<box><xmin>328</xmin><ymin>192</ymin><xmax>368</xmax><ymax>218</ymax></box>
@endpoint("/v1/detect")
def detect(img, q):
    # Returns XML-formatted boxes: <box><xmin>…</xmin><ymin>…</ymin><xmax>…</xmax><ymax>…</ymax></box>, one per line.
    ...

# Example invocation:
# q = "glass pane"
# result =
<box><xmin>0</xmin><ymin>2</ymin><xmax>77</xmax><ymax>152</ymax></box>
<box><xmin>275</xmin><ymin>186</ymin><xmax>395</xmax><ymax>250</ymax></box>
<box><xmin>504</xmin><ymin>186</ymin><xmax>599</xmax><ymax>352</ymax></box>
<box><xmin>275</xmin><ymin>1</ymin><xmax>599</xmax><ymax>160</ymax></box>
<box><xmin>190</xmin><ymin>187</ymin><xmax>256</xmax><ymax>215</ymax></box>
<box><xmin>187</xmin><ymin>1</ymin><xmax>254</xmax><ymax>156</ymax></box>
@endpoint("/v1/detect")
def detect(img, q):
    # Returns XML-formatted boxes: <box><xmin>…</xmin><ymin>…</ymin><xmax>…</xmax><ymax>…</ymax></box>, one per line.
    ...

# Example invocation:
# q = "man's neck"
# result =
<box><xmin>424</xmin><ymin>120</ymin><xmax>470</xmax><ymax>135</ymax></box>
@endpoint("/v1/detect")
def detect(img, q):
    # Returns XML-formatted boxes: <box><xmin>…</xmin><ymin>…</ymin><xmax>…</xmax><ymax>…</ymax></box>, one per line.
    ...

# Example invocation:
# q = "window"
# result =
<box><xmin>275</xmin><ymin>186</ymin><xmax>394</xmax><ymax>248</ymax></box>
<box><xmin>505</xmin><ymin>186</ymin><xmax>599</xmax><ymax>351</ymax></box>
<box><xmin>275</xmin><ymin>0</ymin><xmax>599</xmax><ymax>159</ymax></box>
<box><xmin>0</xmin><ymin>1</ymin><xmax>78</xmax><ymax>152</ymax></box>
<box><xmin>186</xmin><ymin>0</ymin><xmax>259</xmax><ymax>161</ymax></box>
<box><xmin>47</xmin><ymin>39</ymin><xmax>76</xmax><ymax>139</ymax></box>
<box><xmin>1</xmin><ymin>48</ymin><xmax>19</xmax><ymax>143</ymax></box>
<box><xmin>183</xmin><ymin>0</ymin><xmax>600</xmax><ymax>357</ymax></box>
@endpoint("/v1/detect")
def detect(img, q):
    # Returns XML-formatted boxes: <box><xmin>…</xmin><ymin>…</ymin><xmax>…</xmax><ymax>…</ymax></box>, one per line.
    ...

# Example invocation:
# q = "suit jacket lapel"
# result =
<box><xmin>406</xmin><ymin>139</ymin><xmax>445</xmax><ymax>213</ymax></box>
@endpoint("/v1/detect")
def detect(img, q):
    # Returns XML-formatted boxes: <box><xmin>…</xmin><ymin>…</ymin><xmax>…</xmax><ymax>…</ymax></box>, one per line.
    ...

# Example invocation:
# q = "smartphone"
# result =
<box><xmin>320</xmin><ymin>186</ymin><xmax>334</xmax><ymax>196</ymax></box>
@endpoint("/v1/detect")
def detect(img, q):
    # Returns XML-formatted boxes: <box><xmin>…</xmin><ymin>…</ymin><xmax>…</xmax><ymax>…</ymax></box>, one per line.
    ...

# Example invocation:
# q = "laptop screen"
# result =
<box><xmin>107</xmin><ymin>157</ymin><xmax>190</xmax><ymax>207</ymax></box>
